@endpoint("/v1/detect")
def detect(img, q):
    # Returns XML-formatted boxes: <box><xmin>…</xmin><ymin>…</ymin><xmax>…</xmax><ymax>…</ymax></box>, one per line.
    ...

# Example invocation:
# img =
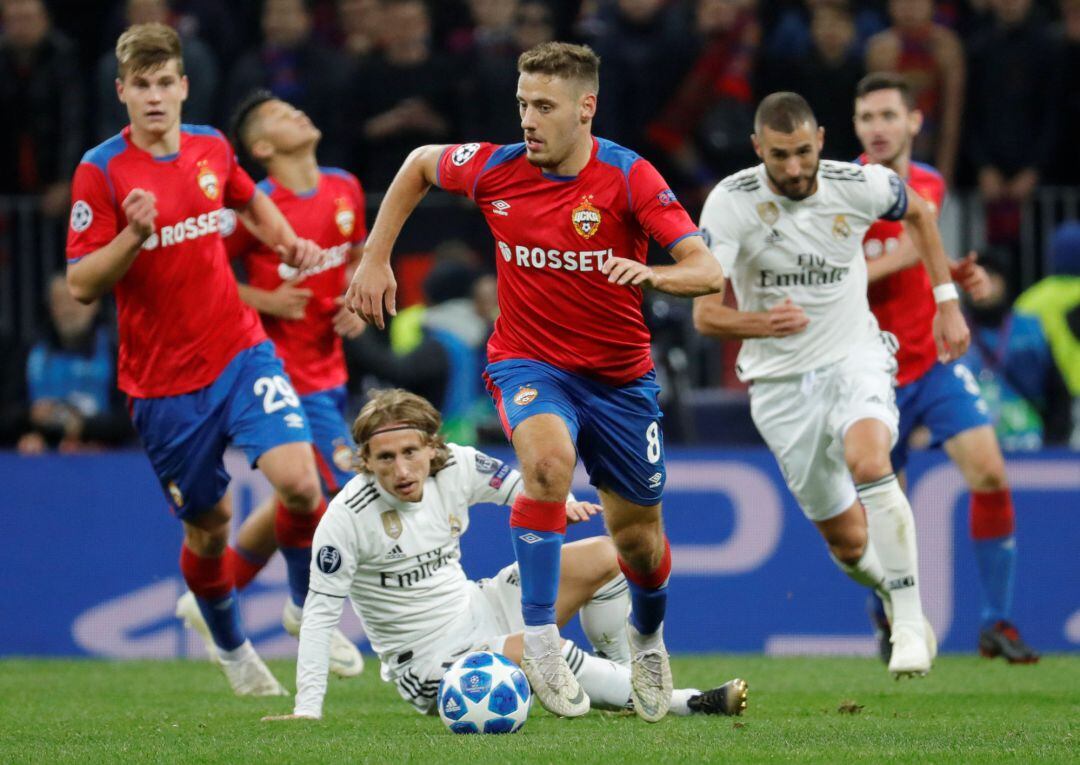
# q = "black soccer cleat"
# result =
<box><xmin>687</xmin><ymin>678</ymin><xmax>749</xmax><ymax>716</ymax></box>
<box><xmin>866</xmin><ymin>593</ymin><xmax>892</xmax><ymax>665</ymax></box>
<box><xmin>979</xmin><ymin>620</ymin><xmax>1040</xmax><ymax>664</ymax></box>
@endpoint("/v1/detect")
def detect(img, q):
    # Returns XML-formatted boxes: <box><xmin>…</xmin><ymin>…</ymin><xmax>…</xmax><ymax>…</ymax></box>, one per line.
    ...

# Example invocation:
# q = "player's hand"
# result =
<box><xmin>333</xmin><ymin>297</ymin><xmax>367</xmax><ymax>338</ymax></box>
<box><xmin>345</xmin><ymin>256</ymin><xmax>397</xmax><ymax>330</ymax></box>
<box><xmin>933</xmin><ymin>301</ymin><xmax>970</xmax><ymax>363</ymax></box>
<box><xmin>565</xmin><ymin>500</ymin><xmax>602</xmax><ymax>524</ymax></box>
<box><xmin>122</xmin><ymin>188</ymin><xmax>157</xmax><ymax>241</ymax></box>
<box><xmin>765</xmin><ymin>299</ymin><xmax>809</xmax><ymax>337</ymax></box>
<box><xmin>263</xmin><ymin>279</ymin><xmax>313</xmax><ymax>320</ymax></box>
<box><xmin>260</xmin><ymin>713</ymin><xmax>320</xmax><ymax>722</ymax></box>
<box><xmin>601</xmin><ymin>256</ymin><xmax>655</xmax><ymax>288</ymax></box>
<box><xmin>950</xmin><ymin>251</ymin><xmax>992</xmax><ymax>301</ymax></box>
<box><xmin>276</xmin><ymin>238</ymin><xmax>324</xmax><ymax>273</ymax></box>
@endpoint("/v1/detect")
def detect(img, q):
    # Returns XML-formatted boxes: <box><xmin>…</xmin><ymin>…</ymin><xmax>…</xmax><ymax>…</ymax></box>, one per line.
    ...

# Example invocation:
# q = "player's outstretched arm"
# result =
<box><xmin>67</xmin><ymin>188</ymin><xmax>157</xmax><ymax>303</ymax></box>
<box><xmin>600</xmin><ymin>237</ymin><xmax>725</xmax><ymax>298</ymax></box>
<box><xmin>345</xmin><ymin>145</ymin><xmax>448</xmax><ymax>329</ymax></box>
<box><xmin>901</xmin><ymin>185</ymin><xmax>970</xmax><ymax>361</ymax></box>
<box><xmin>237</xmin><ymin>189</ymin><xmax>323</xmax><ymax>273</ymax></box>
<box><xmin>284</xmin><ymin>591</ymin><xmax>347</xmax><ymax>721</ymax></box>
<box><xmin>693</xmin><ymin>293</ymin><xmax>809</xmax><ymax>340</ymax></box>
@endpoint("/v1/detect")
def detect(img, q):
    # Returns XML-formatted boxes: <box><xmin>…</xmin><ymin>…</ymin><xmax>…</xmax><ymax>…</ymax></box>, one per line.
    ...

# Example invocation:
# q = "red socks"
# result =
<box><xmin>970</xmin><ymin>489</ymin><xmax>1015</xmax><ymax>540</ymax></box>
<box><xmin>618</xmin><ymin>536</ymin><xmax>672</xmax><ymax>589</ymax></box>
<box><xmin>274</xmin><ymin>498</ymin><xmax>327</xmax><ymax>548</ymax></box>
<box><xmin>180</xmin><ymin>543</ymin><xmax>233</xmax><ymax>600</ymax></box>
<box><xmin>509</xmin><ymin>495</ymin><xmax>567</xmax><ymax>534</ymax></box>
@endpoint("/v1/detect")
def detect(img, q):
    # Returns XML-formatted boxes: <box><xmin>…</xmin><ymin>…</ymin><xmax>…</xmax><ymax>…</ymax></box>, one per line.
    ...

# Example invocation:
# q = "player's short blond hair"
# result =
<box><xmin>115</xmin><ymin>22</ymin><xmax>183</xmax><ymax>80</ymax></box>
<box><xmin>518</xmin><ymin>41</ymin><xmax>600</xmax><ymax>95</ymax></box>
<box><xmin>352</xmin><ymin>389</ymin><xmax>451</xmax><ymax>474</ymax></box>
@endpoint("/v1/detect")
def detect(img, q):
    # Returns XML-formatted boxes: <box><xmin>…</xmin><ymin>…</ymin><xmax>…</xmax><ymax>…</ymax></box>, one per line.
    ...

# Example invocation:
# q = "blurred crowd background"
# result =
<box><xmin>1</xmin><ymin>0</ymin><xmax>1078</xmax><ymax>453</ymax></box>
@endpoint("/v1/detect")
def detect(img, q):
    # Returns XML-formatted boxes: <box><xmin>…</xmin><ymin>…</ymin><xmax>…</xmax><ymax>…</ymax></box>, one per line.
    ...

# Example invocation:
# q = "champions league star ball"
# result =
<box><xmin>437</xmin><ymin>651</ymin><xmax>531</xmax><ymax>734</ymax></box>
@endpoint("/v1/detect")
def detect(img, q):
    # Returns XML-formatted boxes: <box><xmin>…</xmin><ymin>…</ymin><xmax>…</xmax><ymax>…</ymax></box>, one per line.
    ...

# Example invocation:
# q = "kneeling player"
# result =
<box><xmin>263</xmin><ymin>389</ymin><xmax>748</xmax><ymax>721</ymax></box>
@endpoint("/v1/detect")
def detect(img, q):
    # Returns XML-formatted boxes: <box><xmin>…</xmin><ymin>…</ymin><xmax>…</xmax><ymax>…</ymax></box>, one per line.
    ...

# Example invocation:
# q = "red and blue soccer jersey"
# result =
<box><xmin>66</xmin><ymin>125</ymin><xmax>264</xmax><ymax>398</ymax></box>
<box><xmin>436</xmin><ymin>139</ymin><xmax>700</xmax><ymax>386</ymax></box>
<box><xmin>862</xmin><ymin>157</ymin><xmax>947</xmax><ymax>385</ymax></box>
<box><xmin>225</xmin><ymin>168</ymin><xmax>366</xmax><ymax>396</ymax></box>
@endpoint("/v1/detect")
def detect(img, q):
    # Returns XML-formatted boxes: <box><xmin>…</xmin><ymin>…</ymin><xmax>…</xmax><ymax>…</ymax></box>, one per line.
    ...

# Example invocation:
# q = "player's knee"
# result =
<box><xmin>827</xmin><ymin>525</ymin><xmax>868</xmax><ymax>565</ymax></box>
<box><xmin>967</xmin><ymin>455</ymin><xmax>1008</xmax><ymax>492</ymax></box>
<box><xmin>522</xmin><ymin>452</ymin><xmax>575</xmax><ymax>498</ymax></box>
<box><xmin>848</xmin><ymin>453</ymin><xmax>893</xmax><ymax>487</ymax></box>
<box><xmin>611</xmin><ymin>524</ymin><xmax>663</xmax><ymax>573</ymax></box>
<box><xmin>274</xmin><ymin>469</ymin><xmax>322</xmax><ymax>511</ymax></box>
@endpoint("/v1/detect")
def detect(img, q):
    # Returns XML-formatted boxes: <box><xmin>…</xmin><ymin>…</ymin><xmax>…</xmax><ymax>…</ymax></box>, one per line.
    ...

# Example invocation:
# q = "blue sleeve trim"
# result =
<box><xmin>256</xmin><ymin>178</ymin><xmax>276</xmax><ymax>196</ymax></box>
<box><xmin>181</xmin><ymin>123</ymin><xmax>224</xmax><ymax>138</ymax></box>
<box><xmin>472</xmin><ymin>143</ymin><xmax>525</xmax><ymax>198</ymax></box>
<box><xmin>435</xmin><ymin>146</ymin><xmax>450</xmax><ymax>188</ymax></box>
<box><xmin>595</xmin><ymin>137</ymin><xmax>640</xmax><ymax>207</ymax></box>
<box><xmin>66</xmin><ymin>254</ymin><xmax>88</xmax><ymax>264</ymax></box>
<box><xmin>664</xmin><ymin>230</ymin><xmax>704</xmax><ymax>251</ymax></box>
<box><xmin>319</xmin><ymin>166</ymin><xmax>352</xmax><ymax>181</ymax></box>
<box><xmin>80</xmin><ymin>133</ymin><xmax>127</xmax><ymax>202</ymax></box>
<box><xmin>910</xmin><ymin>160</ymin><xmax>945</xmax><ymax>183</ymax></box>
<box><xmin>881</xmin><ymin>175</ymin><xmax>908</xmax><ymax>221</ymax></box>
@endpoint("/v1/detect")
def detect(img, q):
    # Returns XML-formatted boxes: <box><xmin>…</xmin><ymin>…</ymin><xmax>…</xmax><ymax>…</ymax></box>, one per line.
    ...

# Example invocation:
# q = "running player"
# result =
<box><xmin>694</xmin><ymin>92</ymin><xmax>970</xmax><ymax>679</ymax></box>
<box><xmin>853</xmin><ymin>73</ymin><xmax>1038</xmax><ymax>663</ymax></box>
<box><xmin>258</xmin><ymin>389</ymin><xmax>748</xmax><ymax>721</ymax></box>
<box><xmin>66</xmin><ymin>24</ymin><xmax>327</xmax><ymax>696</ymax></box>
<box><xmin>175</xmin><ymin>91</ymin><xmax>369</xmax><ymax>678</ymax></box>
<box><xmin>345</xmin><ymin>42</ymin><xmax>725</xmax><ymax>720</ymax></box>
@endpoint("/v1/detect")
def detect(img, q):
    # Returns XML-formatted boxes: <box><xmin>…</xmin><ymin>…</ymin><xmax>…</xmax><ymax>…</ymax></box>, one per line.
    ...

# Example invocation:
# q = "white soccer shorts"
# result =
<box><xmin>749</xmin><ymin>332</ymin><xmax>900</xmax><ymax>522</ymax></box>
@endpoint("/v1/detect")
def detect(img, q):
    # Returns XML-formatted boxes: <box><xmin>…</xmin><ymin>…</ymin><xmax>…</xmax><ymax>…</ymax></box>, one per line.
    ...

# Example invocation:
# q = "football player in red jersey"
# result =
<box><xmin>855</xmin><ymin>72</ymin><xmax>1038</xmax><ymax>663</ymax></box>
<box><xmin>346</xmin><ymin>42</ymin><xmax>725</xmax><ymax>721</ymax></box>
<box><xmin>175</xmin><ymin>91</ymin><xmax>368</xmax><ymax>679</ymax></box>
<box><xmin>66</xmin><ymin>24</ymin><xmax>333</xmax><ymax>696</ymax></box>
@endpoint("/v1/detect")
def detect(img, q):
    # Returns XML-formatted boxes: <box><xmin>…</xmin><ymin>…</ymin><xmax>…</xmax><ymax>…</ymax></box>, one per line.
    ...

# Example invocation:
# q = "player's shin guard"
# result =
<box><xmin>619</xmin><ymin>537</ymin><xmax>671</xmax><ymax>639</ymax></box>
<box><xmin>180</xmin><ymin>543</ymin><xmax>245</xmax><ymax>652</ymax></box>
<box><xmin>562</xmin><ymin>640</ymin><xmax>633</xmax><ymax>711</ymax></box>
<box><xmin>858</xmin><ymin>475</ymin><xmax>923</xmax><ymax>629</ymax></box>
<box><xmin>229</xmin><ymin>546</ymin><xmax>270</xmax><ymax>591</ymax></box>
<box><xmin>510</xmin><ymin>496</ymin><xmax>566</xmax><ymax>627</ymax></box>
<box><xmin>275</xmin><ymin>498</ymin><xmax>326</xmax><ymax>608</ymax></box>
<box><xmin>580</xmin><ymin>573</ymin><xmax>631</xmax><ymax>666</ymax></box>
<box><xmin>970</xmin><ymin>489</ymin><xmax>1017</xmax><ymax>626</ymax></box>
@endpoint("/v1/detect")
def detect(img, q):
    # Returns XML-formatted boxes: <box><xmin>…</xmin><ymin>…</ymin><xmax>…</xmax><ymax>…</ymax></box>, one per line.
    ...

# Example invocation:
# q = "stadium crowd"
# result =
<box><xmin>1</xmin><ymin>0</ymin><xmax>1078</xmax><ymax>450</ymax></box>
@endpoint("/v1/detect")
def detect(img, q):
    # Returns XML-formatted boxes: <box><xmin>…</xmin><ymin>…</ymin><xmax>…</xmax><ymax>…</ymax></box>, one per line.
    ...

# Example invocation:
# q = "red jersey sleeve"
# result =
<box><xmin>66</xmin><ymin>163</ymin><xmax>120</xmax><ymax>262</ymax></box>
<box><xmin>627</xmin><ymin>159</ymin><xmax>699</xmax><ymax>250</ymax></box>
<box><xmin>347</xmin><ymin>172</ymin><xmax>367</xmax><ymax>245</ymax></box>
<box><xmin>435</xmin><ymin>142</ymin><xmax>499</xmax><ymax>200</ymax></box>
<box><xmin>223</xmin><ymin>139</ymin><xmax>257</xmax><ymax>209</ymax></box>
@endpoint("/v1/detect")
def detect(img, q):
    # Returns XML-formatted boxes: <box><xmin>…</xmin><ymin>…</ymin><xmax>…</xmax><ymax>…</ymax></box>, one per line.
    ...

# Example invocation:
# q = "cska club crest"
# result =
<box><xmin>832</xmin><ymin>214</ymin><xmax>852</xmax><ymax>240</ymax></box>
<box><xmin>334</xmin><ymin>197</ymin><xmax>355</xmax><ymax>237</ymax></box>
<box><xmin>332</xmin><ymin>440</ymin><xmax>356</xmax><ymax>473</ymax></box>
<box><xmin>513</xmin><ymin>386</ymin><xmax>538</xmax><ymax>406</ymax></box>
<box><xmin>381</xmin><ymin>510</ymin><xmax>403</xmax><ymax>539</ymax></box>
<box><xmin>572</xmin><ymin>196</ymin><xmax>601</xmax><ymax>239</ymax></box>
<box><xmin>196</xmin><ymin>161</ymin><xmax>220</xmax><ymax>201</ymax></box>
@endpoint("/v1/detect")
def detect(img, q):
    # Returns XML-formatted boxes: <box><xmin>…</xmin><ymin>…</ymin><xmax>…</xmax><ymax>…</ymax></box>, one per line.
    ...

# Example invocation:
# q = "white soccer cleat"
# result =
<box><xmin>889</xmin><ymin>623</ymin><xmax>932</xmax><ymax>679</ymax></box>
<box><xmin>176</xmin><ymin>590</ymin><xmax>218</xmax><ymax>662</ymax></box>
<box><xmin>521</xmin><ymin>649</ymin><xmax>590</xmax><ymax>718</ymax></box>
<box><xmin>628</xmin><ymin>623</ymin><xmax>674</xmax><ymax>723</ymax></box>
<box><xmin>282</xmin><ymin>601</ymin><xmax>364</xmax><ymax>678</ymax></box>
<box><xmin>219</xmin><ymin>640</ymin><xmax>290</xmax><ymax>697</ymax></box>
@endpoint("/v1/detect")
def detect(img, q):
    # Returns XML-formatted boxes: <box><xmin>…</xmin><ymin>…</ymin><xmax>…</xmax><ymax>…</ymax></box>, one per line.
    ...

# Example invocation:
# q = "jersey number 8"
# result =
<box><xmin>645</xmin><ymin>422</ymin><xmax>661</xmax><ymax>464</ymax></box>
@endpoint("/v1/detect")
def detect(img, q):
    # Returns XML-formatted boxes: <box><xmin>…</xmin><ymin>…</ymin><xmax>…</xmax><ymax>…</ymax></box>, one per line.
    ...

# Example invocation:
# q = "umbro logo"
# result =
<box><xmin>518</xmin><ymin>533</ymin><xmax>543</xmax><ymax>544</ymax></box>
<box><xmin>284</xmin><ymin>413</ymin><xmax>305</xmax><ymax>429</ymax></box>
<box><xmin>386</xmin><ymin>544</ymin><xmax>406</xmax><ymax>560</ymax></box>
<box><xmin>492</xmin><ymin>200</ymin><xmax>510</xmax><ymax>216</ymax></box>
<box><xmin>647</xmin><ymin>472</ymin><xmax>663</xmax><ymax>488</ymax></box>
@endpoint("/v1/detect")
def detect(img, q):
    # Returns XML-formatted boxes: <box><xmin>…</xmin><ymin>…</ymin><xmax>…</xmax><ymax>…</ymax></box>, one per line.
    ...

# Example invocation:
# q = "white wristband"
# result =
<box><xmin>933</xmin><ymin>283</ymin><xmax>959</xmax><ymax>304</ymax></box>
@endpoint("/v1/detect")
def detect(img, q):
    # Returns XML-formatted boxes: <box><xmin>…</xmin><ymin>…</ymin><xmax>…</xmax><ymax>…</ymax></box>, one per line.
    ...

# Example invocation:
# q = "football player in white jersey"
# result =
<box><xmin>260</xmin><ymin>389</ymin><xmax>748</xmax><ymax>721</ymax></box>
<box><xmin>694</xmin><ymin>92</ymin><xmax>970</xmax><ymax>679</ymax></box>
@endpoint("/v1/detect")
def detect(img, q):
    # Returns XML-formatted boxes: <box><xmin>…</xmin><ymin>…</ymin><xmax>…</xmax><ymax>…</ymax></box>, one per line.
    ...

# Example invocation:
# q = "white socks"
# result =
<box><xmin>579</xmin><ymin>574</ymin><xmax>631</xmax><ymax>666</ymax></box>
<box><xmin>830</xmin><ymin>541</ymin><xmax>887</xmax><ymax>598</ymax></box>
<box><xmin>561</xmin><ymin>640</ymin><xmax>694</xmax><ymax>714</ymax></box>
<box><xmin>858</xmin><ymin>474</ymin><xmax>924</xmax><ymax>629</ymax></box>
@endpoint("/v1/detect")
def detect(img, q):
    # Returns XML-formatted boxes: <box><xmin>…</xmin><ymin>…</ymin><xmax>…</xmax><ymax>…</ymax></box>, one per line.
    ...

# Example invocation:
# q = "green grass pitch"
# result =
<box><xmin>1</xmin><ymin>655</ymin><xmax>1076</xmax><ymax>764</ymax></box>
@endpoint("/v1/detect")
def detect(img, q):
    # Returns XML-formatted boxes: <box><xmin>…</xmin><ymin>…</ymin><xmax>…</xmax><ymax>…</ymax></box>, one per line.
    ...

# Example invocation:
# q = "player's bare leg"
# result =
<box><xmin>945</xmin><ymin>426</ymin><xmax>1038</xmax><ymax>663</ymax></box>
<box><xmin>500</xmin><ymin>538</ymin><xmax>745</xmax><ymax>717</ymax></box>
<box><xmin>181</xmin><ymin>495</ymin><xmax>287</xmax><ymax>696</ymax></box>
<box><xmin>600</xmin><ymin>489</ymin><xmax>673</xmax><ymax>722</ymax></box>
<box><xmin>509</xmin><ymin>414</ymin><xmax>589</xmax><ymax>717</ymax></box>
<box><xmin>844</xmin><ymin>418</ymin><xmax>932</xmax><ymax>678</ymax></box>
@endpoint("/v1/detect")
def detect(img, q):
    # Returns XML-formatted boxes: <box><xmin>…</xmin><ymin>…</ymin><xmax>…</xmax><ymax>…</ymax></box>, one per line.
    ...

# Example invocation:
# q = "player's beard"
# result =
<box><xmin>766</xmin><ymin>159</ymin><xmax>819</xmax><ymax>201</ymax></box>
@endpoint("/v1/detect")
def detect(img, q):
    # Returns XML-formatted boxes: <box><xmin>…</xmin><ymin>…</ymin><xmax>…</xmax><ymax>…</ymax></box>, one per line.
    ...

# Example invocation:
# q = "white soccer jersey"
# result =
<box><xmin>699</xmin><ymin>160</ymin><xmax>907</xmax><ymax>381</ymax></box>
<box><xmin>293</xmin><ymin>443</ymin><xmax>523</xmax><ymax>717</ymax></box>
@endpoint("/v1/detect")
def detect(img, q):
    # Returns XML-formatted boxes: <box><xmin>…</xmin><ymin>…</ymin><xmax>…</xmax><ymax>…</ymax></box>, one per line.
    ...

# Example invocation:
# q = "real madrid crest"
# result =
<box><xmin>334</xmin><ymin>197</ymin><xmax>355</xmax><ymax>237</ymax></box>
<box><xmin>449</xmin><ymin>514</ymin><xmax>463</xmax><ymax>538</ymax></box>
<box><xmin>381</xmin><ymin>509</ymin><xmax>403</xmax><ymax>539</ymax></box>
<box><xmin>196</xmin><ymin>160</ymin><xmax>219</xmax><ymax>201</ymax></box>
<box><xmin>832</xmin><ymin>214</ymin><xmax>852</xmax><ymax>240</ymax></box>
<box><xmin>513</xmin><ymin>386</ymin><xmax>537</xmax><ymax>406</ymax></box>
<box><xmin>167</xmin><ymin>481</ymin><xmax>184</xmax><ymax>508</ymax></box>
<box><xmin>572</xmin><ymin>195</ymin><xmax>601</xmax><ymax>239</ymax></box>
<box><xmin>756</xmin><ymin>201</ymin><xmax>779</xmax><ymax>226</ymax></box>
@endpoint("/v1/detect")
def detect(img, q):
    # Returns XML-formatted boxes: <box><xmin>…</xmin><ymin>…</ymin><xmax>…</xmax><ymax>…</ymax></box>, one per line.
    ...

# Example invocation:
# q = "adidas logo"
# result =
<box><xmin>765</xmin><ymin>228</ymin><xmax>783</xmax><ymax>243</ymax></box>
<box><xmin>386</xmin><ymin>544</ymin><xmax>406</xmax><ymax>560</ymax></box>
<box><xmin>444</xmin><ymin>698</ymin><xmax>461</xmax><ymax>713</ymax></box>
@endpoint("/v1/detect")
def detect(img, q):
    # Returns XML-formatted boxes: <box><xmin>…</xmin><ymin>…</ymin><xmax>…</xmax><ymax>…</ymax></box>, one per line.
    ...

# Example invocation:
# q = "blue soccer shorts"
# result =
<box><xmin>131</xmin><ymin>341</ymin><xmax>313</xmax><ymax>520</ymax></box>
<box><xmin>893</xmin><ymin>360</ymin><xmax>992</xmax><ymax>471</ymax></box>
<box><xmin>301</xmin><ymin>385</ymin><xmax>356</xmax><ymax>496</ymax></box>
<box><xmin>484</xmin><ymin>358</ymin><xmax>665</xmax><ymax>506</ymax></box>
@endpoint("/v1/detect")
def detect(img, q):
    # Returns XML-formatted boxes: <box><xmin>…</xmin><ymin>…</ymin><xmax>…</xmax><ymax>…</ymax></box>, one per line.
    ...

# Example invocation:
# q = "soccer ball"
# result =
<box><xmin>437</xmin><ymin>651</ymin><xmax>531</xmax><ymax>734</ymax></box>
